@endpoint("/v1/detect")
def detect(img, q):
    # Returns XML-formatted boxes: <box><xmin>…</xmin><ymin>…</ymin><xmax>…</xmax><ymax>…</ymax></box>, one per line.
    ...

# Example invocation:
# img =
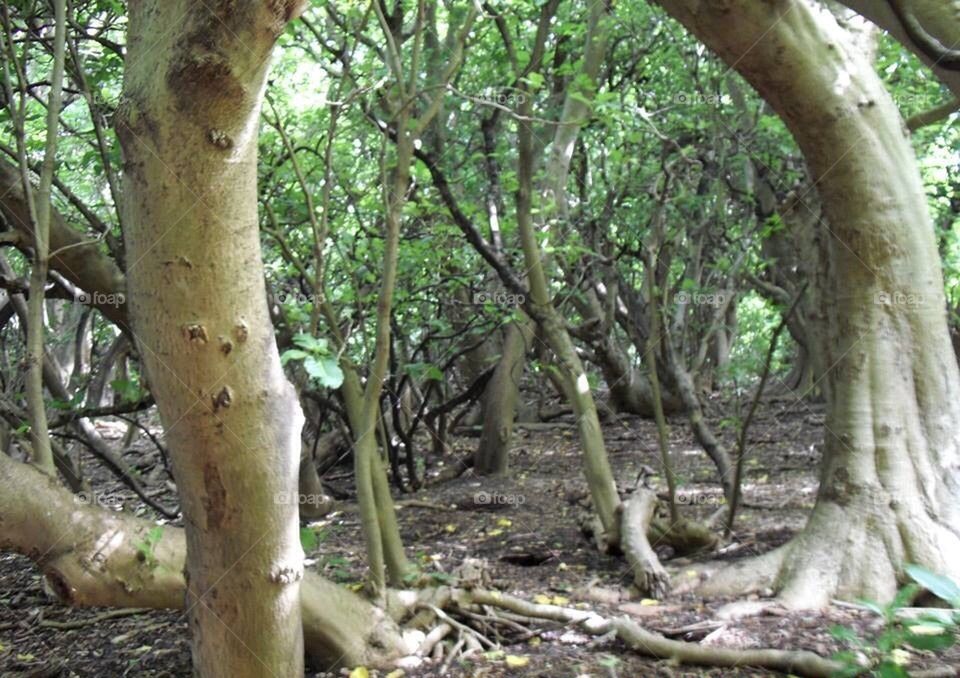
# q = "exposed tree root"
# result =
<box><xmin>699</xmin><ymin>493</ymin><xmax>960</xmax><ymax>610</ymax></box>
<box><xmin>0</xmin><ymin>454</ymin><xmax>407</xmax><ymax>668</ymax></box>
<box><xmin>575</xmin><ymin>487</ymin><xmax>718</xmax><ymax>596</ymax></box>
<box><xmin>698</xmin><ymin>544</ymin><xmax>787</xmax><ymax>598</ymax></box>
<box><xmin>38</xmin><ymin>607</ymin><xmax>149</xmax><ymax>630</ymax></box>
<box><xmin>450</xmin><ymin>589</ymin><xmax>842</xmax><ymax>678</ymax></box>
<box><xmin>0</xmin><ymin>454</ymin><xmax>851</xmax><ymax>676</ymax></box>
<box><xmin>621</xmin><ymin>489</ymin><xmax>670</xmax><ymax>597</ymax></box>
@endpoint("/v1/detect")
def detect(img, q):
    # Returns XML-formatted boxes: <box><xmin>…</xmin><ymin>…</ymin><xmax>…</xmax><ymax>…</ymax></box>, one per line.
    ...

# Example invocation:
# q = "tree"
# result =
<box><xmin>117</xmin><ymin>2</ymin><xmax>309</xmax><ymax>674</ymax></box>
<box><xmin>657</xmin><ymin>0</ymin><xmax>960</xmax><ymax>607</ymax></box>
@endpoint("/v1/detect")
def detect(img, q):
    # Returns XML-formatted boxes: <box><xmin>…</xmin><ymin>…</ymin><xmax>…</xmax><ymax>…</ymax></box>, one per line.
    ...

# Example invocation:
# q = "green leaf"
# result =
<box><xmin>429</xmin><ymin>571</ymin><xmax>453</xmax><ymax>584</ymax></box>
<box><xmin>905</xmin><ymin>628</ymin><xmax>954</xmax><ymax>651</ymax></box>
<box><xmin>890</xmin><ymin>583</ymin><xmax>920</xmax><ymax>616</ymax></box>
<box><xmin>829</xmin><ymin>625</ymin><xmax>861</xmax><ymax>644</ymax></box>
<box><xmin>280</xmin><ymin>349</ymin><xmax>309</xmax><ymax>365</ymax></box>
<box><xmin>905</xmin><ymin>564</ymin><xmax>960</xmax><ymax>605</ymax></box>
<box><xmin>304</xmin><ymin>356</ymin><xmax>344</xmax><ymax>389</ymax></box>
<box><xmin>110</xmin><ymin>378</ymin><xmax>142</xmax><ymax>403</ymax></box>
<box><xmin>523</xmin><ymin>72</ymin><xmax>544</xmax><ymax>91</ymax></box>
<box><xmin>404</xmin><ymin>362</ymin><xmax>444</xmax><ymax>381</ymax></box>
<box><xmin>292</xmin><ymin>333</ymin><xmax>329</xmax><ymax>354</ymax></box>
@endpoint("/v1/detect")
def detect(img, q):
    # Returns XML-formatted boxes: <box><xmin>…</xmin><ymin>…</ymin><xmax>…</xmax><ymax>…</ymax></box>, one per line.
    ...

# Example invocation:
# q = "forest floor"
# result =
<box><xmin>2</xmin><ymin>396</ymin><xmax>959</xmax><ymax>677</ymax></box>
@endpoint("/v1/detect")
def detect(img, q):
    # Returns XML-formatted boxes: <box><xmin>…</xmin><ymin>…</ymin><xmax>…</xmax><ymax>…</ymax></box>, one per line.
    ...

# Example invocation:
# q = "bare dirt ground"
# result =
<box><xmin>2</xmin><ymin>397</ymin><xmax>958</xmax><ymax>677</ymax></box>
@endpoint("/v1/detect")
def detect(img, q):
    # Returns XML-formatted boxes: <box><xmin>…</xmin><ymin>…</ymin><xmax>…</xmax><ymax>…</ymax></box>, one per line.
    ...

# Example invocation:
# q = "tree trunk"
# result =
<box><xmin>835</xmin><ymin>0</ymin><xmax>960</xmax><ymax>99</ymax></box>
<box><xmin>511</xmin><ymin>0</ymin><xmax>621</xmax><ymax>548</ymax></box>
<box><xmin>117</xmin><ymin>2</ymin><xmax>307</xmax><ymax>674</ymax></box>
<box><xmin>595</xmin><ymin>333</ymin><xmax>683</xmax><ymax>417</ymax></box>
<box><xmin>475</xmin><ymin>315</ymin><xmax>534</xmax><ymax>475</ymax></box>
<box><xmin>658</xmin><ymin>0</ymin><xmax>960</xmax><ymax>606</ymax></box>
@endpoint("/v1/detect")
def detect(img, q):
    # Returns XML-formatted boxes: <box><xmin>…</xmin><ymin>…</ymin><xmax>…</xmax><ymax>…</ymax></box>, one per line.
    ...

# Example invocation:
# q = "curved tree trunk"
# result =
<box><xmin>117</xmin><ymin>2</ymin><xmax>308</xmax><ymax>674</ymax></box>
<box><xmin>596</xmin><ymin>334</ymin><xmax>683</xmax><ymax>417</ymax></box>
<box><xmin>511</xmin><ymin>0</ymin><xmax>621</xmax><ymax>547</ymax></box>
<box><xmin>835</xmin><ymin>0</ymin><xmax>960</xmax><ymax>99</ymax></box>
<box><xmin>658</xmin><ymin>0</ymin><xmax>960</xmax><ymax>607</ymax></box>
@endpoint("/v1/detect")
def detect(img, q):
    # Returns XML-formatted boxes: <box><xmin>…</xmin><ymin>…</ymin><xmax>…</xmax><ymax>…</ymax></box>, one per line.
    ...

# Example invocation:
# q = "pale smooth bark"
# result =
<box><xmin>836</xmin><ymin>0</ymin><xmax>960</xmax><ymax>97</ymax></box>
<box><xmin>117</xmin><ymin>2</ymin><xmax>307</xmax><ymax>674</ymax></box>
<box><xmin>512</xmin><ymin>0</ymin><xmax>621</xmax><ymax>548</ymax></box>
<box><xmin>657</xmin><ymin>0</ymin><xmax>960</xmax><ymax>606</ymax></box>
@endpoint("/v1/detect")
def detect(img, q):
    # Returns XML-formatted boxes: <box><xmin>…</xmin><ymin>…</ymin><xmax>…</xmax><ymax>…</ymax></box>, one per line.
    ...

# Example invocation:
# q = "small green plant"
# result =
<box><xmin>135</xmin><ymin>526</ymin><xmax>164</xmax><ymax>569</ymax></box>
<box><xmin>299</xmin><ymin>526</ymin><xmax>329</xmax><ymax>553</ymax></box>
<box><xmin>322</xmin><ymin>555</ymin><xmax>352</xmax><ymax>582</ymax></box>
<box><xmin>830</xmin><ymin>565</ymin><xmax>958</xmax><ymax>677</ymax></box>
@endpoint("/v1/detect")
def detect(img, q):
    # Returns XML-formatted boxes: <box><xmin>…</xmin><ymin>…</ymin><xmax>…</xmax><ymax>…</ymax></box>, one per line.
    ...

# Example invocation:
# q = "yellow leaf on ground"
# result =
<box><xmin>348</xmin><ymin>668</ymin><xmax>369</xmax><ymax>678</ymax></box>
<box><xmin>505</xmin><ymin>655</ymin><xmax>530</xmax><ymax>668</ymax></box>
<box><xmin>444</xmin><ymin>524</ymin><xmax>457</xmax><ymax>533</ymax></box>
<box><xmin>487</xmin><ymin>528</ymin><xmax>503</xmax><ymax>537</ymax></box>
<box><xmin>385</xmin><ymin>671</ymin><xmax>405</xmax><ymax>678</ymax></box>
<box><xmin>551</xmin><ymin>595</ymin><xmax>569</xmax><ymax>605</ymax></box>
<box><xmin>640</xmin><ymin>598</ymin><xmax>659</xmax><ymax>606</ymax></box>
<box><xmin>533</xmin><ymin>593</ymin><xmax>552</xmax><ymax>604</ymax></box>
<box><xmin>496</xmin><ymin>518</ymin><xmax>513</xmax><ymax>527</ymax></box>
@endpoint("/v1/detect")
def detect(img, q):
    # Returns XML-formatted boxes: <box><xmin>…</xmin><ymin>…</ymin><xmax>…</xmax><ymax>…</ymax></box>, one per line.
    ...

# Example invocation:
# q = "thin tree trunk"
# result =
<box><xmin>511</xmin><ymin>0</ymin><xmax>621</xmax><ymax>549</ymax></box>
<box><xmin>3</xmin><ymin>0</ymin><xmax>67</xmax><ymax>475</ymax></box>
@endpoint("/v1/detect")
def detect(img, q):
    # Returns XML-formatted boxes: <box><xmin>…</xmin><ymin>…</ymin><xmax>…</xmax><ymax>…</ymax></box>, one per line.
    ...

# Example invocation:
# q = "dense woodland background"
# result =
<box><xmin>0</xmin><ymin>0</ymin><xmax>959</xmax><ymax>676</ymax></box>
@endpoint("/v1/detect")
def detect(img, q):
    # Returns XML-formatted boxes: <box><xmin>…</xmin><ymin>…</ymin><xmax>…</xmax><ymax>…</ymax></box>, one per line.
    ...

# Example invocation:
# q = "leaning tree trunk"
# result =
<box><xmin>117</xmin><ymin>2</ymin><xmax>308</xmax><ymax>674</ymax></box>
<box><xmin>658</xmin><ymin>0</ymin><xmax>960</xmax><ymax>607</ymax></box>
<box><xmin>510</xmin><ymin>0</ymin><xmax>621</xmax><ymax>548</ymax></box>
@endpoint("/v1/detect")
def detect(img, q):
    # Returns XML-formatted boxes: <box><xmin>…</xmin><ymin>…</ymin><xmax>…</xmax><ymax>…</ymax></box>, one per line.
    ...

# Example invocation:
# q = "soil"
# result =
<box><xmin>2</xmin><ymin>397</ymin><xmax>958</xmax><ymax>677</ymax></box>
